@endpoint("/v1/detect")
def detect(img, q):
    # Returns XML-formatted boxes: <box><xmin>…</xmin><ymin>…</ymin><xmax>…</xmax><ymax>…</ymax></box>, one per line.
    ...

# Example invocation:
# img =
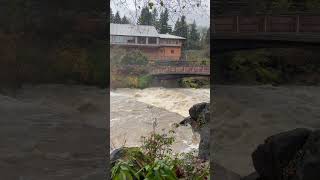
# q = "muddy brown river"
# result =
<box><xmin>110</xmin><ymin>88</ymin><xmax>210</xmax><ymax>153</ymax></box>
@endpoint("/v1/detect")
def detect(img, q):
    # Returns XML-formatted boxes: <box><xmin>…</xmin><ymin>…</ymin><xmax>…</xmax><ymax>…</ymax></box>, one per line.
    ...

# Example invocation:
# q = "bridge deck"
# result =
<box><xmin>214</xmin><ymin>33</ymin><xmax>320</xmax><ymax>43</ymax></box>
<box><xmin>150</xmin><ymin>66</ymin><xmax>210</xmax><ymax>76</ymax></box>
<box><xmin>214</xmin><ymin>15</ymin><xmax>320</xmax><ymax>43</ymax></box>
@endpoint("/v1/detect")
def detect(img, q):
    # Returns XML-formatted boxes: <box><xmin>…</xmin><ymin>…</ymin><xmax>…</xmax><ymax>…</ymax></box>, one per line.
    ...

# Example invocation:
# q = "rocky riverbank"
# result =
<box><xmin>183</xmin><ymin>102</ymin><xmax>320</xmax><ymax>180</ymax></box>
<box><xmin>185</xmin><ymin>85</ymin><xmax>320</xmax><ymax>179</ymax></box>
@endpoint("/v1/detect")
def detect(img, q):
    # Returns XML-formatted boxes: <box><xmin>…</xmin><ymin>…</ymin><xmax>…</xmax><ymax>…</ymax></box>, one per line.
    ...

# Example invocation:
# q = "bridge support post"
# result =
<box><xmin>236</xmin><ymin>16</ymin><xmax>239</xmax><ymax>32</ymax></box>
<box><xmin>296</xmin><ymin>15</ymin><xmax>300</xmax><ymax>33</ymax></box>
<box><xmin>264</xmin><ymin>16</ymin><xmax>268</xmax><ymax>32</ymax></box>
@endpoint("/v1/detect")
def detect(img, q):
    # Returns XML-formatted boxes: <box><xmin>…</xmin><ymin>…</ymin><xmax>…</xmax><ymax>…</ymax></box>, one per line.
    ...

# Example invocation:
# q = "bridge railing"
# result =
<box><xmin>214</xmin><ymin>15</ymin><xmax>320</xmax><ymax>33</ymax></box>
<box><xmin>150</xmin><ymin>66</ymin><xmax>210</xmax><ymax>75</ymax></box>
<box><xmin>150</xmin><ymin>60</ymin><xmax>210</xmax><ymax>67</ymax></box>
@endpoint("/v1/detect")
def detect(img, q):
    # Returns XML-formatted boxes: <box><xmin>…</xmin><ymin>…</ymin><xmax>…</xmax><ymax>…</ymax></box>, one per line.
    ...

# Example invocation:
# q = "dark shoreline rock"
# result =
<box><xmin>175</xmin><ymin>102</ymin><xmax>320</xmax><ymax>180</ymax></box>
<box><xmin>252</xmin><ymin>128</ymin><xmax>311</xmax><ymax>180</ymax></box>
<box><xmin>294</xmin><ymin>130</ymin><xmax>320</xmax><ymax>180</ymax></box>
<box><xmin>179</xmin><ymin>102</ymin><xmax>210</xmax><ymax>160</ymax></box>
<box><xmin>213</xmin><ymin>162</ymin><xmax>241</xmax><ymax>180</ymax></box>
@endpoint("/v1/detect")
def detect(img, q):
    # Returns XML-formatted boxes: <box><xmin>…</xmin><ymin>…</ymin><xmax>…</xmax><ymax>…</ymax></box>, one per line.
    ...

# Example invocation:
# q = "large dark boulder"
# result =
<box><xmin>252</xmin><ymin>128</ymin><xmax>311</xmax><ymax>180</ymax></box>
<box><xmin>212</xmin><ymin>162</ymin><xmax>241</xmax><ymax>180</ymax></box>
<box><xmin>294</xmin><ymin>130</ymin><xmax>320</xmax><ymax>180</ymax></box>
<box><xmin>180</xmin><ymin>102</ymin><xmax>210</xmax><ymax>160</ymax></box>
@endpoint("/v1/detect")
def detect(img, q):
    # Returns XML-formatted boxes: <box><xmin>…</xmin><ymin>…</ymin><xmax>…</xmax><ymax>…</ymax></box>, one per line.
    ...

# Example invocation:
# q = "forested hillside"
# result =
<box><xmin>0</xmin><ymin>0</ymin><xmax>106</xmax><ymax>91</ymax></box>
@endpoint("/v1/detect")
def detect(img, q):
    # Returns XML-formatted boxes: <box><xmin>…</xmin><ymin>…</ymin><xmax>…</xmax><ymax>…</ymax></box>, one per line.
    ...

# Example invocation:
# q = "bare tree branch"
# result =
<box><xmin>110</xmin><ymin>0</ymin><xmax>209</xmax><ymax>26</ymax></box>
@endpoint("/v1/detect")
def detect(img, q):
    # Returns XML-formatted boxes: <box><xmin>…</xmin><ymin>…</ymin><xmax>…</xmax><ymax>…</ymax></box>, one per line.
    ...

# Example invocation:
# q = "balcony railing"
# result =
<box><xmin>151</xmin><ymin>60</ymin><xmax>210</xmax><ymax>66</ymax></box>
<box><xmin>110</xmin><ymin>42</ymin><xmax>159</xmax><ymax>46</ymax></box>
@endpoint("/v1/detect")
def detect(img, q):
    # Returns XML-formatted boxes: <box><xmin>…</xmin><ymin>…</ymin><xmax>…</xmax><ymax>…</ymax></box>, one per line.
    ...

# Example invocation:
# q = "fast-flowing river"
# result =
<box><xmin>110</xmin><ymin>87</ymin><xmax>210</xmax><ymax>153</ymax></box>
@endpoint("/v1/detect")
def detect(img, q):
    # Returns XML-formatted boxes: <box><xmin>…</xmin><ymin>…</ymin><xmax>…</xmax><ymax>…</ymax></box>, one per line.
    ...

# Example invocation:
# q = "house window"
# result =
<box><xmin>127</xmin><ymin>37</ymin><xmax>135</xmax><ymax>43</ymax></box>
<box><xmin>148</xmin><ymin>37</ymin><xmax>157</xmax><ymax>44</ymax></box>
<box><xmin>171</xmin><ymin>50</ymin><xmax>174</xmax><ymax>54</ymax></box>
<box><xmin>137</xmin><ymin>37</ymin><xmax>146</xmax><ymax>44</ymax></box>
<box><xmin>111</xmin><ymin>35</ymin><xmax>135</xmax><ymax>44</ymax></box>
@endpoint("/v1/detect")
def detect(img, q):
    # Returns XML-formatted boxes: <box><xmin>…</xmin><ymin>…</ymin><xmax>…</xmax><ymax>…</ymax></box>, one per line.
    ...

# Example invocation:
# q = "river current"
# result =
<box><xmin>110</xmin><ymin>87</ymin><xmax>210</xmax><ymax>153</ymax></box>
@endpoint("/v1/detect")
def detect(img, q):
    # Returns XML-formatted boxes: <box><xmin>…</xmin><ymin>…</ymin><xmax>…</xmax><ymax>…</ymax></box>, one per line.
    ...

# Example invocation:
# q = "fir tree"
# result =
<box><xmin>110</xmin><ymin>8</ymin><xmax>114</xmax><ymax>23</ymax></box>
<box><xmin>159</xmin><ymin>8</ymin><xmax>170</xmax><ymax>34</ymax></box>
<box><xmin>152</xmin><ymin>9</ymin><xmax>160</xmax><ymax>31</ymax></box>
<box><xmin>121</xmin><ymin>16</ymin><xmax>130</xmax><ymax>24</ymax></box>
<box><xmin>138</xmin><ymin>6</ymin><xmax>153</xmax><ymax>25</ymax></box>
<box><xmin>188</xmin><ymin>20</ymin><xmax>200</xmax><ymax>49</ymax></box>
<box><xmin>113</xmin><ymin>11</ymin><xmax>122</xmax><ymax>24</ymax></box>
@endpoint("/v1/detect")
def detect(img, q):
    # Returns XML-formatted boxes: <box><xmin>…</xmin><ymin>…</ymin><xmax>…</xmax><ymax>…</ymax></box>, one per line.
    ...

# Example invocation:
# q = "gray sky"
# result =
<box><xmin>110</xmin><ymin>0</ymin><xmax>210</xmax><ymax>28</ymax></box>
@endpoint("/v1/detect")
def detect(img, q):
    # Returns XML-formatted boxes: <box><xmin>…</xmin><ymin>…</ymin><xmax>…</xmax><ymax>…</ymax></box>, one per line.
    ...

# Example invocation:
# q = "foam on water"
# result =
<box><xmin>110</xmin><ymin>88</ymin><xmax>210</xmax><ymax>153</ymax></box>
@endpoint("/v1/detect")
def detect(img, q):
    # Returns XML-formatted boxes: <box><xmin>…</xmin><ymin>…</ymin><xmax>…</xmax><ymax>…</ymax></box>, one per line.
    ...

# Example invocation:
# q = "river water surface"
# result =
<box><xmin>110</xmin><ymin>88</ymin><xmax>210</xmax><ymax>153</ymax></box>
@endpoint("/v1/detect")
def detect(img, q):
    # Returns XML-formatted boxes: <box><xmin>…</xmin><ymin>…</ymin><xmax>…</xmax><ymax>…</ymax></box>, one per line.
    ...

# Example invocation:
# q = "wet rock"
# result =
<box><xmin>180</xmin><ymin>102</ymin><xmax>210</xmax><ymax>160</ymax></box>
<box><xmin>294</xmin><ymin>130</ymin><xmax>320</xmax><ymax>180</ymax></box>
<box><xmin>252</xmin><ymin>128</ymin><xmax>311</xmax><ymax>180</ymax></box>
<box><xmin>212</xmin><ymin>162</ymin><xmax>241</xmax><ymax>180</ymax></box>
<box><xmin>189</xmin><ymin>102</ymin><xmax>209</xmax><ymax>121</ymax></box>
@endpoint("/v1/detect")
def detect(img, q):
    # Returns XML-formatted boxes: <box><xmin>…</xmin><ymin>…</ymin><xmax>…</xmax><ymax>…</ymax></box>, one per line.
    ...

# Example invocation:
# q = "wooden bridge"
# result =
<box><xmin>213</xmin><ymin>15</ymin><xmax>320</xmax><ymax>52</ymax></box>
<box><xmin>149</xmin><ymin>61</ymin><xmax>210</xmax><ymax>78</ymax></box>
<box><xmin>150</xmin><ymin>66</ymin><xmax>210</xmax><ymax>76</ymax></box>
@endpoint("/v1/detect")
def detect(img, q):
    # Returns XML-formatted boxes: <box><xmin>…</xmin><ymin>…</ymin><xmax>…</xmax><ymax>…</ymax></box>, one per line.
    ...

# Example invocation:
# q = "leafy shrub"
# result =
<box><xmin>220</xmin><ymin>49</ymin><xmax>282</xmax><ymax>84</ymax></box>
<box><xmin>175</xmin><ymin>151</ymin><xmax>210</xmax><ymax>180</ymax></box>
<box><xmin>120</xmin><ymin>50</ymin><xmax>148</xmax><ymax>66</ymax></box>
<box><xmin>184</xmin><ymin>50</ymin><xmax>210</xmax><ymax>64</ymax></box>
<box><xmin>179</xmin><ymin>78</ymin><xmax>209</xmax><ymax>88</ymax></box>
<box><xmin>141</xmin><ymin>129</ymin><xmax>175</xmax><ymax>161</ymax></box>
<box><xmin>138</xmin><ymin>75</ymin><xmax>153</xmax><ymax>89</ymax></box>
<box><xmin>111</xmin><ymin>125</ymin><xmax>210</xmax><ymax>180</ymax></box>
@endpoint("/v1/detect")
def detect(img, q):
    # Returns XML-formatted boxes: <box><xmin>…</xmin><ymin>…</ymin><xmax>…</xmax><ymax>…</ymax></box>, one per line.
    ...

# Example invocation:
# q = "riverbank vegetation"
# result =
<box><xmin>111</xmin><ymin>126</ymin><xmax>210</xmax><ymax>179</ymax></box>
<box><xmin>110</xmin><ymin>48</ymin><xmax>153</xmax><ymax>89</ymax></box>
<box><xmin>0</xmin><ymin>0</ymin><xmax>106</xmax><ymax>91</ymax></box>
<box><xmin>214</xmin><ymin>48</ymin><xmax>320</xmax><ymax>85</ymax></box>
<box><xmin>110</xmin><ymin>47</ymin><xmax>210</xmax><ymax>89</ymax></box>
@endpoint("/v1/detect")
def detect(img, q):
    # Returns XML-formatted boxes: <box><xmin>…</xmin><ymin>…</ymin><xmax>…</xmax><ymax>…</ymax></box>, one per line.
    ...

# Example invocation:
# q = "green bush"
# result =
<box><xmin>138</xmin><ymin>75</ymin><xmax>153</xmax><ymax>89</ymax></box>
<box><xmin>179</xmin><ymin>77</ymin><xmax>209</xmax><ymax>88</ymax></box>
<box><xmin>110</xmin><ymin>48</ymin><xmax>153</xmax><ymax>88</ymax></box>
<box><xmin>111</xmin><ymin>125</ymin><xmax>210</xmax><ymax>180</ymax></box>
<box><xmin>120</xmin><ymin>50</ymin><xmax>148</xmax><ymax>65</ymax></box>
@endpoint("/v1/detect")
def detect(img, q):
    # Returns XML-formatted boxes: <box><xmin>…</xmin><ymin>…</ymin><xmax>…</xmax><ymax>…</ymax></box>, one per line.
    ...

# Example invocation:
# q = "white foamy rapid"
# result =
<box><xmin>111</xmin><ymin>88</ymin><xmax>210</xmax><ymax>117</ymax></box>
<box><xmin>110</xmin><ymin>88</ymin><xmax>210</xmax><ymax>153</ymax></box>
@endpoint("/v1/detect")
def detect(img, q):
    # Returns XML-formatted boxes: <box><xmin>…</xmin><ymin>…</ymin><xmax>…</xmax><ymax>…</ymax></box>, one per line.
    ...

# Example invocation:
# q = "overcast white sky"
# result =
<box><xmin>110</xmin><ymin>0</ymin><xmax>210</xmax><ymax>28</ymax></box>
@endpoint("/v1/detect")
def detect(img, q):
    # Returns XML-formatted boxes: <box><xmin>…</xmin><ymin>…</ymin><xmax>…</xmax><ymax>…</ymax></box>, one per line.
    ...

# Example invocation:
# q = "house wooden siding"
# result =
<box><xmin>159</xmin><ymin>47</ymin><xmax>182</xmax><ymax>61</ymax></box>
<box><xmin>110</xmin><ymin>23</ymin><xmax>185</xmax><ymax>61</ymax></box>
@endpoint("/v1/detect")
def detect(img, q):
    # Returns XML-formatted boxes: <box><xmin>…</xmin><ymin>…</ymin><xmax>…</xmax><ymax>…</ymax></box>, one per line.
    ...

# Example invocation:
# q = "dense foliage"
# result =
<box><xmin>0</xmin><ymin>0</ymin><xmax>106</xmax><ymax>90</ymax></box>
<box><xmin>214</xmin><ymin>48</ymin><xmax>320</xmax><ymax>85</ymax></box>
<box><xmin>110</xmin><ymin>48</ymin><xmax>153</xmax><ymax>89</ymax></box>
<box><xmin>111</xmin><ymin>125</ymin><xmax>210</xmax><ymax>179</ymax></box>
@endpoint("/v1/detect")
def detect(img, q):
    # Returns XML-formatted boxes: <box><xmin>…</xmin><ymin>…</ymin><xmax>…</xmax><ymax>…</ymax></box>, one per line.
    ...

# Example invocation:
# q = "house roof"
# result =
<box><xmin>159</xmin><ymin>33</ymin><xmax>186</xmax><ymax>40</ymax></box>
<box><xmin>110</xmin><ymin>23</ymin><xmax>185</xmax><ymax>40</ymax></box>
<box><xmin>110</xmin><ymin>23</ymin><xmax>159</xmax><ymax>37</ymax></box>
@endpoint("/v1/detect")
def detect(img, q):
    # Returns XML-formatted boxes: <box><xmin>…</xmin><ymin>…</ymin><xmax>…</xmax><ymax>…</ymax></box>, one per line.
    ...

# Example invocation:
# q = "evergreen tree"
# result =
<box><xmin>188</xmin><ymin>20</ymin><xmax>200</xmax><ymax>49</ymax></box>
<box><xmin>138</xmin><ymin>6</ymin><xmax>153</xmax><ymax>25</ymax></box>
<box><xmin>113</xmin><ymin>11</ymin><xmax>122</xmax><ymax>24</ymax></box>
<box><xmin>179</xmin><ymin>15</ymin><xmax>188</xmax><ymax>38</ymax></box>
<box><xmin>152</xmin><ymin>9</ymin><xmax>160</xmax><ymax>31</ymax></box>
<box><xmin>110</xmin><ymin>8</ymin><xmax>114</xmax><ymax>23</ymax></box>
<box><xmin>121</xmin><ymin>16</ymin><xmax>130</xmax><ymax>24</ymax></box>
<box><xmin>173</xmin><ymin>15</ymin><xmax>188</xmax><ymax>49</ymax></box>
<box><xmin>159</xmin><ymin>8</ymin><xmax>170</xmax><ymax>34</ymax></box>
<box><xmin>173</xmin><ymin>18</ymin><xmax>181</xmax><ymax>36</ymax></box>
